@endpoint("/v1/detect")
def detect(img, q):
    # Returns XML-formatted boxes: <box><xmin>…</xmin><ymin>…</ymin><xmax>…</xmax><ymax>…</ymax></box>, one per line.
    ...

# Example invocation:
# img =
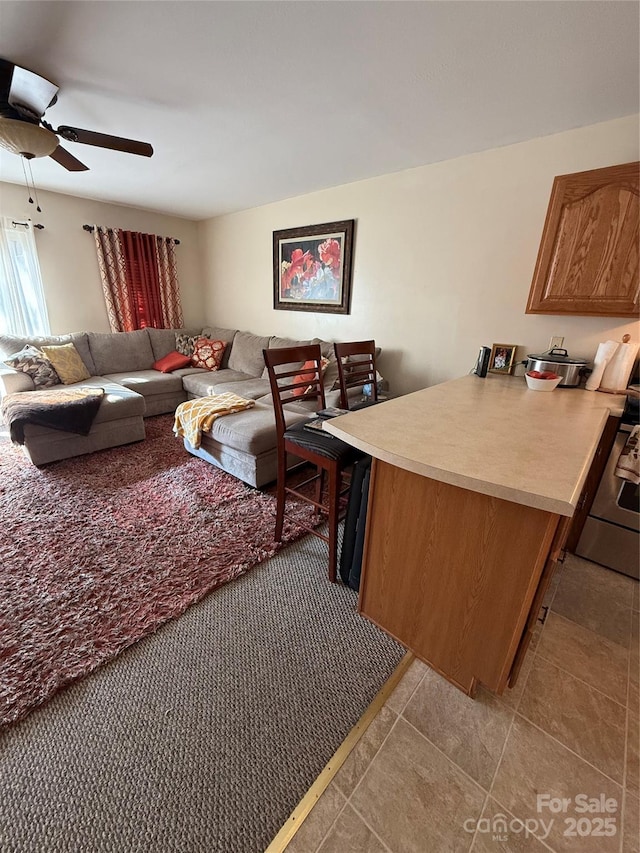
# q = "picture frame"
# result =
<box><xmin>273</xmin><ymin>219</ymin><xmax>355</xmax><ymax>314</ymax></box>
<box><xmin>488</xmin><ymin>343</ymin><xmax>517</xmax><ymax>374</ymax></box>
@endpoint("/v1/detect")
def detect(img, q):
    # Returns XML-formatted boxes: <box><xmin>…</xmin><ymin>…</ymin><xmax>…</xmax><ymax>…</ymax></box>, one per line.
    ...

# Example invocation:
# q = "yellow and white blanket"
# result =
<box><xmin>173</xmin><ymin>393</ymin><xmax>255</xmax><ymax>449</ymax></box>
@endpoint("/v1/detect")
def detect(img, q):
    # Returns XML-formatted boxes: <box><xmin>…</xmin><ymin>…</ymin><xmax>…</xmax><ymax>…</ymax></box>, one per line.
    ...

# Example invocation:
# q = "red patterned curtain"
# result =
<box><xmin>155</xmin><ymin>236</ymin><xmax>184</xmax><ymax>329</ymax></box>
<box><xmin>93</xmin><ymin>226</ymin><xmax>183</xmax><ymax>332</ymax></box>
<box><xmin>94</xmin><ymin>227</ymin><xmax>135</xmax><ymax>332</ymax></box>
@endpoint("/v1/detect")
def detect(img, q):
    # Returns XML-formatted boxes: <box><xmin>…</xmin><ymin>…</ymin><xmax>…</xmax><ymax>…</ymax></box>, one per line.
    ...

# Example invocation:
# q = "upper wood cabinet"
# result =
<box><xmin>526</xmin><ymin>161</ymin><xmax>639</xmax><ymax>317</ymax></box>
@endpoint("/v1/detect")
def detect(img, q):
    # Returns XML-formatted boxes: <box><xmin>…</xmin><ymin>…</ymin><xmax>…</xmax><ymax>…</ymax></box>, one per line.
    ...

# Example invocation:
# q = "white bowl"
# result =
<box><xmin>525</xmin><ymin>373</ymin><xmax>562</xmax><ymax>391</ymax></box>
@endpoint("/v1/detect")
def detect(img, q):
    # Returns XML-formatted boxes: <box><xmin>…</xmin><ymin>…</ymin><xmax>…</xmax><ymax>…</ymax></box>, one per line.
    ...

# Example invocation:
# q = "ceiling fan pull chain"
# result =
<box><xmin>20</xmin><ymin>155</ymin><xmax>34</xmax><ymax>206</ymax></box>
<box><xmin>20</xmin><ymin>154</ymin><xmax>31</xmax><ymax>201</ymax></box>
<box><xmin>26</xmin><ymin>157</ymin><xmax>42</xmax><ymax>211</ymax></box>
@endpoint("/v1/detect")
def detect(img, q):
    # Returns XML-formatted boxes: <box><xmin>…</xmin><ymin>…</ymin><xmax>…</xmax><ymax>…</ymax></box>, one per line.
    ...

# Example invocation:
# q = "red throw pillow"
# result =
<box><xmin>291</xmin><ymin>357</ymin><xmax>329</xmax><ymax>397</ymax></box>
<box><xmin>191</xmin><ymin>338</ymin><xmax>226</xmax><ymax>371</ymax></box>
<box><xmin>153</xmin><ymin>350</ymin><xmax>192</xmax><ymax>373</ymax></box>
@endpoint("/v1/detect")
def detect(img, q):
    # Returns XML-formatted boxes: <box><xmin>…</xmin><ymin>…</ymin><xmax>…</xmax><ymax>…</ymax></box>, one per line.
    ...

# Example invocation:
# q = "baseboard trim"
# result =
<box><xmin>265</xmin><ymin>649</ymin><xmax>414</xmax><ymax>853</ymax></box>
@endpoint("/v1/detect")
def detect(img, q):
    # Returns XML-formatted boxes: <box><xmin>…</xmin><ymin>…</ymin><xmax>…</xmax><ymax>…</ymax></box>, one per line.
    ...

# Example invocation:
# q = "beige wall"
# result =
<box><xmin>0</xmin><ymin>183</ymin><xmax>204</xmax><ymax>334</ymax></box>
<box><xmin>2</xmin><ymin>116</ymin><xmax>637</xmax><ymax>393</ymax></box>
<box><xmin>199</xmin><ymin>115</ymin><xmax>639</xmax><ymax>395</ymax></box>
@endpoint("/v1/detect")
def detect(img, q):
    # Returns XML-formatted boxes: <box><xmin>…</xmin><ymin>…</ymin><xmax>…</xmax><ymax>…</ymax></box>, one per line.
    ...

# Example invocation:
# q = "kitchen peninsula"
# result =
<box><xmin>325</xmin><ymin>374</ymin><xmax>626</xmax><ymax>697</ymax></box>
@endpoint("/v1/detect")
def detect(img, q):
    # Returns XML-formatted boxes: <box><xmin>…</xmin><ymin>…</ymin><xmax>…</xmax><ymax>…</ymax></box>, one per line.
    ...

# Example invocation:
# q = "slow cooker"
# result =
<box><xmin>525</xmin><ymin>348</ymin><xmax>590</xmax><ymax>387</ymax></box>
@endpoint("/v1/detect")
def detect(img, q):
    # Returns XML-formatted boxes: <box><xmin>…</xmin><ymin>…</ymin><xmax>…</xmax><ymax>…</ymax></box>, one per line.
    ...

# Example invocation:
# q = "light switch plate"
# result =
<box><xmin>549</xmin><ymin>336</ymin><xmax>564</xmax><ymax>350</ymax></box>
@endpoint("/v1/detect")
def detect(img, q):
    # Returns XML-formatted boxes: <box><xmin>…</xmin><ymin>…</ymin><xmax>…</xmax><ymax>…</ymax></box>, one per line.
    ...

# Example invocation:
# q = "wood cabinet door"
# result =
<box><xmin>358</xmin><ymin>460</ymin><xmax>558</xmax><ymax>695</ymax></box>
<box><xmin>526</xmin><ymin>161</ymin><xmax>639</xmax><ymax>317</ymax></box>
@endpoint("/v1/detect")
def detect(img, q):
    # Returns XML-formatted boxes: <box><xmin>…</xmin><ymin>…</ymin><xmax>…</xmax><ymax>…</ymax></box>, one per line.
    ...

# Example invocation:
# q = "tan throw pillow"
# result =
<box><xmin>41</xmin><ymin>343</ymin><xmax>91</xmax><ymax>384</ymax></box>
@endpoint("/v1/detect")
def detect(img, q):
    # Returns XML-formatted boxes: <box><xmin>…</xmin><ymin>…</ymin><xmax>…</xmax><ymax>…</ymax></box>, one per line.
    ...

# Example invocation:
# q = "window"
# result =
<box><xmin>0</xmin><ymin>218</ymin><xmax>50</xmax><ymax>336</ymax></box>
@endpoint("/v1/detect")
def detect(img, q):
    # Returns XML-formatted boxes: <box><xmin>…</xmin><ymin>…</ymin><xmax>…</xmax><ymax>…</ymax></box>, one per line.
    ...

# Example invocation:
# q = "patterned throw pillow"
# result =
<box><xmin>175</xmin><ymin>332</ymin><xmax>199</xmax><ymax>357</ymax></box>
<box><xmin>40</xmin><ymin>343</ymin><xmax>91</xmax><ymax>384</ymax></box>
<box><xmin>191</xmin><ymin>338</ymin><xmax>226</xmax><ymax>371</ymax></box>
<box><xmin>4</xmin><ymin>345</ymin><xmax>60</xmax><ymax>389</ymax></box>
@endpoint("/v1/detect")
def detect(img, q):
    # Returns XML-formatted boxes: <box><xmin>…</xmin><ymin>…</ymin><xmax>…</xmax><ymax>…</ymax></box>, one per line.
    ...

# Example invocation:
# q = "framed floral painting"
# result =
<box><xmin>273</xmin><ymin>220</ymin><xmax>355</xmax><ymax>314</ymax></box>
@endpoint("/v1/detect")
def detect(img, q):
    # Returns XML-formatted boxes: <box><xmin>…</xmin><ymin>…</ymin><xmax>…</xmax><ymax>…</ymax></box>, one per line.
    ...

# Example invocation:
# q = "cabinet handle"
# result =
<box><xmin>537</xmin><ymin>605</ymin><xmax>549</xmax><ymax>625</ymax></box>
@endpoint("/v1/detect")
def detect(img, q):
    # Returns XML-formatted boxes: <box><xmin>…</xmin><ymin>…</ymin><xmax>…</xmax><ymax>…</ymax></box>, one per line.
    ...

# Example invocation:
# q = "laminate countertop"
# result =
<box><xmin>323</xmin><ymin>374</ymin><xmax>626</xmax><ymax>516</ymax></box>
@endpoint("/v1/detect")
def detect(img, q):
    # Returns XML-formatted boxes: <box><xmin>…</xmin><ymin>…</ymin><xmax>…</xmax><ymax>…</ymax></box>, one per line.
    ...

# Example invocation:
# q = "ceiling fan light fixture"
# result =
<box><xmin>0</xmin><ymin>117</ymin><xmax>58</xmax><ymax>158</ymax></box>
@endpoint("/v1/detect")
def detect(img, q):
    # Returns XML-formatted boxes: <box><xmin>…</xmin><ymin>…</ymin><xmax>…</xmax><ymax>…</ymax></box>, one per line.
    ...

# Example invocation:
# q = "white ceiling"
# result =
<box><xmin>0</xmin><ymin>1</ymin><xmax>637</xmax><ymax>221</ymax></box>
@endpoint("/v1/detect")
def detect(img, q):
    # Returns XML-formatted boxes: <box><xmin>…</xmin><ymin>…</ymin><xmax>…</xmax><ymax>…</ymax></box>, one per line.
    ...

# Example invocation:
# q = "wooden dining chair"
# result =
<box><xmin>263</xmin><ymin>344</ymin><xmax>364</xmax><ymax>582</ymax></box>
<box><xmin>333</xmin><ymin>340</ymin><xmax>379</xmax><ymax>410</ymax></box>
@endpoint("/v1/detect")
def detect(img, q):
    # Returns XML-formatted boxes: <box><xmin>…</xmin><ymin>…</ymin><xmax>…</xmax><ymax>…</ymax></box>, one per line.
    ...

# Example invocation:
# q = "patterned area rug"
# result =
<box><xmin>0</xmin><ymin>415</ymin><xmax>312</xmax><ymax>727</ymax></box>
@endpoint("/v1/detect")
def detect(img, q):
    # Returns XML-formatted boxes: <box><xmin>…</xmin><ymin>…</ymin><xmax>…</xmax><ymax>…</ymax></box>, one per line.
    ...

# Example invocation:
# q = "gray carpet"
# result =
<box><xmin>0</xmin><ymin>529</ymin><xmax>405</xmax><ymax>853</ymax></box>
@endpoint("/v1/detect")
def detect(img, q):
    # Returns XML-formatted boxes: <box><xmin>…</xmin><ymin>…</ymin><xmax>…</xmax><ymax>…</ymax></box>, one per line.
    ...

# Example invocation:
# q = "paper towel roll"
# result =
<box><xmin>600</xmin><ymin>337</ymin><xmax>639</xmax><ymax>392</ymax></box>
<box><xmin>585</xmin><ymin>340</ymin><xmax>619</xmax><ymax>391</ymax></box>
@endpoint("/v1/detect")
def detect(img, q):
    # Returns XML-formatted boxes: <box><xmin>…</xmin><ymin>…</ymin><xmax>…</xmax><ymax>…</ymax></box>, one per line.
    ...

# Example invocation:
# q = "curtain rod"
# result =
<box><xmin>82</xmin><ymin>224</ymin><xmax>180</xmax><ymax>245</ymax></box>
<box><xmin>12</xmin><ymin>220</ymin><xmax>45</xmax><ymax>229</ymax></box>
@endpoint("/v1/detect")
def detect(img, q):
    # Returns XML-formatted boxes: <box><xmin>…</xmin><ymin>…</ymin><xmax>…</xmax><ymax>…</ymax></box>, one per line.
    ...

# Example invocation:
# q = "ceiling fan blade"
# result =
<box><xmin>56</xmin><ymin>125</ymin><xmax>153</xmax><ymax>157</ymax></box>
<box><xmin>49</xmin><ymin>145</ymin><xmax>89</xmax><ymax>172</ymax></box>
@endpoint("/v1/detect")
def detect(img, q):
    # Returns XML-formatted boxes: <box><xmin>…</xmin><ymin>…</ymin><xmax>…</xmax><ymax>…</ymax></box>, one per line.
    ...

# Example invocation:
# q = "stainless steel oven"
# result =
<box><xmin>576</xmin><ymin>406</ymin><xmax>639</xmax><ymax>579</ymax></box>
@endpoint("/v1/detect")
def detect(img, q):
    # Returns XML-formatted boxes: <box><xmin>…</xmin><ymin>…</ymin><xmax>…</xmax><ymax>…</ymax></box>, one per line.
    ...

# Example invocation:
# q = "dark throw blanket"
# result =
<box><xmin>2</xmin><ymin>387</ymin><xmax>105</xmax><ymax>445</ymax></box>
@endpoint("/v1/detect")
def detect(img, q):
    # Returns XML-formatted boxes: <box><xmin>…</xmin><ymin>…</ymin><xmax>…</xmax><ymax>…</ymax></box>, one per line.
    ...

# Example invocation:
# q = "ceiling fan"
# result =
<box><xmin>0</xmin><ymin>58</ymin><xmax>153</xmax><ymax>171</ymax></box>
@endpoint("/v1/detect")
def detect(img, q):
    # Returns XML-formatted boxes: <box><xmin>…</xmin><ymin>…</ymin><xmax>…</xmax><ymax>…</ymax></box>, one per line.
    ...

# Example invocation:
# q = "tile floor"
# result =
<box><xmin>283</xmin><ymin>554</ymin><xmax>639</xmax><ymax>853</ymax></box>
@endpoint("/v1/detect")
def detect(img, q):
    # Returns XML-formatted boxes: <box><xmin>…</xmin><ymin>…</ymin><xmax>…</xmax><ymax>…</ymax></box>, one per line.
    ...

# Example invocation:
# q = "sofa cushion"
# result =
<box><xmin>191</xmin><ymin>338</ymin><xmax>226</xmax><ymax>371</ymax></box>
<box><xmin>41</xmin><ymin>343</ymin><xmax>91</xmax><ymax>384</ymax></box>
<box><xmin>51</xmin><ymin>377</ymin><xmax>146</xmax><ymax>422</ymax></box>
<box><xmin>0</xmin><ymin>332</ymin><xmax>96</xmax><ymax>375</ymax></box>
<box><xmin>260</xmin><ymin>336</ymin><xmax>314</xmax><ymax>378</ymax></box>
<box><xmin>269</xmin><ymin>335</ymin><xmax>314</xmax><ymax>349</ymax></box>
<box><xmin>89</xmin><ymin>330</ymin><xmax>155</xmax><ymax>374</ymax></box>
<box><xmin>0</xmin><ymin>334</ymin><xmax>27</xmax><ymax>360</ymax></box>
<box><xmin>205</xmin><ymin>402</ymin><xmax>308</xmax><ymax>455</ymax></box>
<box><xmin>182</xmin><ymin>369</ymin><xmax>254</xmax><ymax>398</ymax></box>
<box><xmin>102</xmin><ymin>370</ymin><xmax>184</xmax><ymax>396</ymax></box>
<box><xmin>170</xmin><ymin>366</ymin><xmax>211</xmax><ymax>379</ymax></box>
<box><xmin>69</xmin><ymin>334</ymin><xmax>96</xmax><ymax>375</ymax></box>
<box><xmin>206</xmin><ymin>378</ymin><xmax>271</xmax><ymax>400</ymax></box>
<box><xmin>3</xmin><ymin>345</ymin><xmax>60</xmax><ymax>389</ymax></box>
<box><xmin>202</xmin><ymin>326</ymin><xmax>237</xmax><ymax>369</ymax></box>
<box><xmin>228</xmin><ymin>331</ymin><xmax>271</xmax><ymax>377</ymax></box>
<box><xmin>147</xmin><ymin>327</ymin><xmax>203</xmax><ymax>361</ymax></box>
<box><xmin>153</xmin><ymin>350</ymin><xmax>192</xmax><ymax>373</ymax></box>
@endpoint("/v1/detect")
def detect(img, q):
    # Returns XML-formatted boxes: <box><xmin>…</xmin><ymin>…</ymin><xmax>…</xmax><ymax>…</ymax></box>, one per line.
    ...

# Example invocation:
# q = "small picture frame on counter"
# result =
<box><xmin>489</xmin><ymin>343</ymin><xmax>517</xmax><ymax>374</ymax></box>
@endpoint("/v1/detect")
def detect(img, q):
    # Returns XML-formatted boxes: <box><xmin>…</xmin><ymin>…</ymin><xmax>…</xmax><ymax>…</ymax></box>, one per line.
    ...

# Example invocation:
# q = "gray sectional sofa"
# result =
<box><xmin>0</xmin><ymin>326</ymin><xmax>344</xmax><ymax>486</ymax></box>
